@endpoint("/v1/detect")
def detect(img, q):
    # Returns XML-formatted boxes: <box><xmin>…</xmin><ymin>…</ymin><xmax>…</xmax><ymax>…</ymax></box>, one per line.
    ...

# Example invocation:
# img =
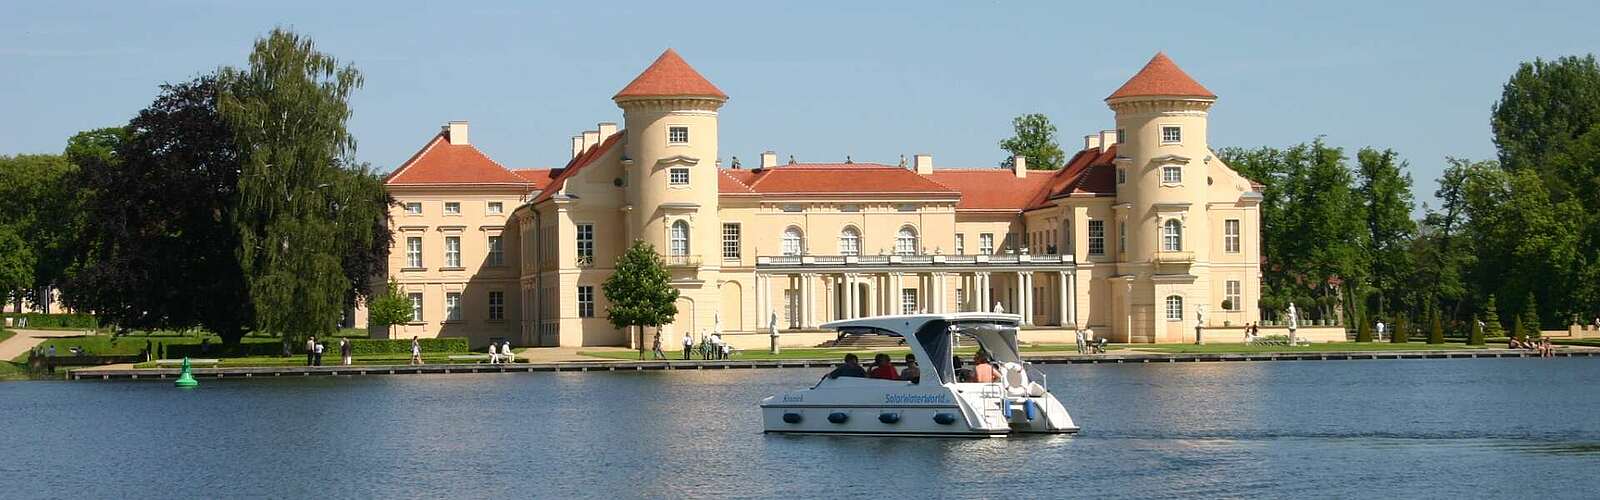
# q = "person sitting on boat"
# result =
<box><xmin>899</xmin><ymin>354</ymin><xmax>921</xmax><ymax>384</ymax></box>
<box><xmin>826</xmin><ymin>353</ymin><xmax>867</xmax><ymax>379</ymax></box>
<box><xmin>868</xmin><ymin>353</ymin><xmax>898</xmax><ymax>380</ymax></box>
<box><xmin>974</xmin><ymin>351</ymin><xmax>999</xmax><ymax>383</ymax></box>
<box><xmin>953</xmin><ymin>355</ymin><xmax>973</xmax><ymax>382</ymax></box>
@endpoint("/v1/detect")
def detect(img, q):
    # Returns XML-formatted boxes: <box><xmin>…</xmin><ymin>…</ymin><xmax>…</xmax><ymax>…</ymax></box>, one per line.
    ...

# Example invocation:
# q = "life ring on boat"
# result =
<box><xmin>828</xmin><ymin>412</ymin><xmax>849</xmax><ymax>424</ymax></box>
<box><xmin>782</xmin><ymin>412</ymin><xmax>803</xmax><ymax>424</ymax></box>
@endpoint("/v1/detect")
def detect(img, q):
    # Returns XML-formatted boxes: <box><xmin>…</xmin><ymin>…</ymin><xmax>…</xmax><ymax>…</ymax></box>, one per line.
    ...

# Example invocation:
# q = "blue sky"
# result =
<box><xmin>4</xmin><ymin>1</ymin><xmax>1597</xmax><ymax>212</ymax></box>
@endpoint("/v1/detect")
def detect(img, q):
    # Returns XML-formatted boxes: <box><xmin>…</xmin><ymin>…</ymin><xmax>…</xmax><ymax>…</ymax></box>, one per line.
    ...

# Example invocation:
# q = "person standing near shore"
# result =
<box><xmin>305</xmin><ymin>336</ymin><xmax>316</xmax><ymax>366</ymax></box>
<box><xmin>681</xmin><ymin>331</ymin><xmax>692</xmax><ymax>360</ymax></box>
<box><xmin>313</xmin><ymin>341</ymin><xmax>325</xmax><ymax>366</ymax></box>
<box><xmin>340</xmin><ymin>338</ymin><xmax>352</xmax><ymax>365</ymax></box>
<box><xmin>410</xmin><ymin>337</ymin><xmax>423</xmax><ymax>365</ymax></box>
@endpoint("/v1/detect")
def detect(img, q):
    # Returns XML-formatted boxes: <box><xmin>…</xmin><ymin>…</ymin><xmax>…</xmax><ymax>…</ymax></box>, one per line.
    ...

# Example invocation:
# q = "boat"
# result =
<box><xmin>761</xmin><ymin>313</ymin><xmax>1079</xmax><ymax>437</ymax></box>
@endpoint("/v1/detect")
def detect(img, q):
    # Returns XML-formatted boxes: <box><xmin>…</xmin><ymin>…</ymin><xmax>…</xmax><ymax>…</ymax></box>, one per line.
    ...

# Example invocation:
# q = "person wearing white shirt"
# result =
<box><xmin>502</xmin><ymin>340</ymin><xmax>515</xmax><ymax>364</ymax></box>
<box><xmin>681</xmin><ymin>332</ymin><xmax>693</xmax><ymax>360</ymax></box>
<box><xmin>711</xmin><ymin>333</ymin><xmax>724</xmax><ymax>360</ymax></box>
<box><xmin>488</xmin><ymin>342</ymin><xmax>499</xmax><ymax>364</ymax></box>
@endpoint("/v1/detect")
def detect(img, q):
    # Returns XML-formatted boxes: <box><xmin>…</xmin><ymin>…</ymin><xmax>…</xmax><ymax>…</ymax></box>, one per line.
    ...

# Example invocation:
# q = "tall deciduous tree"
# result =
<box><xmin>64</xmin><ymin>78</ymin><xmax>256</xmax><ymax>341</ymax></box>
<box><xmin>0</xmin><ymin>153</ymin><xmax>78</xmax><ymax>311</ymax></box>
<box><xmin>603</xmin><ymin>240</ymin><xmax>680</xmax><ymax>360</ymax></box>
<box><xmin>998</xmin><ymin>113</ymin><xmax>1066</xmax><ymax>170</ymax></box>
<box><xmin>367</xmin><ymin>279</ymin><xmax>413</xmax><ymax>330</ymax></box>
<box><xmin>220</xmin><ymin>28</ymin><xmax>370</xmax><ymax>343</ymax></box>
<box><xmin>1355</xmin><ymin>148</ymin><xmax>1416</xmax><ymax>316</ymax></box>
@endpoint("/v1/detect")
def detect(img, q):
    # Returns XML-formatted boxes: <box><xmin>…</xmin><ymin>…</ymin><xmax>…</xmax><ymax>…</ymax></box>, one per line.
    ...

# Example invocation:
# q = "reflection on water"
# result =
<box><xmin>2</xmin><ymin>358</ymin><xmax>1600</xmax><ymax>498</ymax></box>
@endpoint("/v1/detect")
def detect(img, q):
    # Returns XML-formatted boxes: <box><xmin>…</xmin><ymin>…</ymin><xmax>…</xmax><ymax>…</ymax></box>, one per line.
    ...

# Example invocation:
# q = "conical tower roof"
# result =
<box><xmin>613</xmin><ymin>49</ymin><xmax>728</xmax><ymax>100</ymax></box>
<box><xmin>1106</xmin><ymin>52</ymin><xmax>1215</xmax><ymax>101</ymax></box>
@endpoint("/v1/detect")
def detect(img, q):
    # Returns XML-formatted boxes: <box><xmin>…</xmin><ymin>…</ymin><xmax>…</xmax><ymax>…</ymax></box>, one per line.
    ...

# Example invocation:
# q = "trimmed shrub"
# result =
<box><xmin>1468</xmin><ymin>315</ymin><xmax>1485</xmax><ymax>345</ymax></box>
<box><xmin>1392</xmin><ymin>317</ymin><xmax>1410</xmax><ymax>344</ymax></box>
<box><xmin>1356</xmin><ymin>320</ymin><xmax>1373</xmax><ymax>342</ymax></box>
<box><xmin>1</xmin><ymin>313</ymin><xmax>98</xmax><ymax>329</ymax></box>
<box><xmin>1482</xmin><ymin>295</ymin><xmax>1503</xmax><ymax>338</ymax></box>
<box><xmin>1428</xmin><ymin>312</ymin><xmax>1445</xmax><ymax>344</ymax></box>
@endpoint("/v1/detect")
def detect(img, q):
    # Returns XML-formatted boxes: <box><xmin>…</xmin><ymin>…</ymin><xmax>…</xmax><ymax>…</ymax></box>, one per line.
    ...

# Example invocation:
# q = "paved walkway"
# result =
<box><xmin>511</xmin><ymin>346</ymin><xmax>633</xmax><ymax>362</ymax></box>
<box><xmin>0</xmin><ymin>328</ymin><xmax>92</xmax><ymax>361</ymax></box>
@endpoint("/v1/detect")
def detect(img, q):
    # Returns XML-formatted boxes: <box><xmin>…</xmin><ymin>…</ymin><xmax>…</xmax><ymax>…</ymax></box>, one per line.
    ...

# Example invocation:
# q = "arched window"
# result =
<box><xmin>669</xmin><ymin>220</ymin><xmax>690</xmax><ymax>257</ymax></box>
<box><xmin>838</xmin><ymin>226</ymin><xmax>861</xmax><ymax>256</ymax></box>
<box><xmin>1162</xmin><ymin>219</ymin><xmax>1183</xmax><ymax>252</ymax></box>
<box><xmin>781</xmin><ymin>226</ymin><xmax>805</xmax><ymax>256</ymax></box>
<box><xmin>895</xmin><ymin>226</ymin><xmax>919</xmax><ymax>255</ymax></box>
<box><xmin>1166</xmin><ymin>295</ymin><xmax>1184</xmax><ymax>321</ymax></box>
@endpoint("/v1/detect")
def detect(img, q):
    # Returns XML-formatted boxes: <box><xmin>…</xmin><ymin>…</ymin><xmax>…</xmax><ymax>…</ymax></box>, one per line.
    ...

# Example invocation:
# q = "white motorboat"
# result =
<box><xmin>761</xmin><ymin>313</ymin><xmax>1079</xmax><ymax>437</ymax></box>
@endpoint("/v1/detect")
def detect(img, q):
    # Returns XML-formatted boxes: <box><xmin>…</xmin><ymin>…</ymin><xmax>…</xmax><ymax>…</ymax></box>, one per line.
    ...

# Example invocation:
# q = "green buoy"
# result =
<box><xmin>174</xmin><ymin>357</ymin><xmax>199</xmax><ymax>388</ymax></box>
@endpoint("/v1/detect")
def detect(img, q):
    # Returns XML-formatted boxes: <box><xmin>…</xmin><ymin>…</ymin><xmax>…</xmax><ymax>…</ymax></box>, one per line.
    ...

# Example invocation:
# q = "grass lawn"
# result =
<box><xmin>1552</xmin><ymin>339</ymin><xmax>1600</xmax><ymax>348</ymax></box>
<box><xmin>0</xmin><ymin>328</ymin><xmax>13</xmax><ymax>344</ymax></box>
<box><xmin>1123</xmin><ymin>341</ymin><xmax>1493</xmax><ymax>354</ymax></box>
<box><xmin>12</xmin><ymin>329</ymin><xmax>371</xmax><ymax>363</ymax></box>
<box><xmin>132</xmin><ymin>352</ymin><xmax>484</xmax><ymax>368</ymax></box>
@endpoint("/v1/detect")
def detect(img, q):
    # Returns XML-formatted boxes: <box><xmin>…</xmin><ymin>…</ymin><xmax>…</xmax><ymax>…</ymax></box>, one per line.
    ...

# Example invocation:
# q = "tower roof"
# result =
<box><xmin>613</xmin><ymin>49</ymin><xmax>728</xmax><ymax>101</ymax></box>
<box><xmin>1106</xmin><ymin>52</ymin><xmax>1215</xmax><ymax>101</ymax></box>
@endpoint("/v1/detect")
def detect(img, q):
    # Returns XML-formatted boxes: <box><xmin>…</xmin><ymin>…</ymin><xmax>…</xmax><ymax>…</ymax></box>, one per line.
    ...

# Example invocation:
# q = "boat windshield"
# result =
<box><xmin>914</xmin><ymin>319</ymin><xmax>1021</xmax><ymax>385</ymax></box>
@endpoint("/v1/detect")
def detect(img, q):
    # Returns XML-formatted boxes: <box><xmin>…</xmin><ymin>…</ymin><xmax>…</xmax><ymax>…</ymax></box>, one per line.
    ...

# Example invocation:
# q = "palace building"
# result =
<box><xmin>375</xmin><ymin>50</ymin><xmax>1266</xmax><ymax>348</ymax></box>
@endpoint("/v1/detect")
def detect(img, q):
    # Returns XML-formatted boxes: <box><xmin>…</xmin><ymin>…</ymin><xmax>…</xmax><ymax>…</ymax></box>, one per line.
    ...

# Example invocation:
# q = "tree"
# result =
<box><xmin>1392</xmin><ymin>316</ymin><xmax>1410</xmax><ymax>344</ymax></box>
<box><xmin>1428</xmin><ymin>309</ymin><xmax>1445</xmax><ymax>344</ymax></box>
<box><xmin>1356</xmin><ymin>317</ymin><xmax>1373</xmax><ymax>342</ymax></box>
<box><xmin>220</xmin><ymin>28</ymin><xmax>371</xmax><ymax>343</ymax></box>
<box><xmin>1354</xmin><ymin>148</ymin><xmax>1417</xmax><ymax>317</ymax></box>
<box><xmin>1522</xmin><ymin>291</ymin><xmax>1541</xmax><ymax>339</ymax></box>
<box><xmin>1468</xmin><ymin>314</ymin><xmax>1486</xmax><ymax>345</ymax></box>
<box><xmin>602</xmin><ymin>240</ymin><xmax>680</xmax><ymax>360</ymax></box>
<box><xmin>0</xmin><ymin>153</ymin><xmax>78</xmax><ymax>311</ymax></box>
<box><xmin>0</xmin><ymin>227</ymin><xmax>35</xmax><ymax>301</ymax></box>
<box><xmin>1491</xmin><ymin>55</ymin><xmax>1600</xmax><ymax>189</ymax></box>
<box><xmin>367</xmin><ymin>279</ymin><xmax>413</xmax><ymax>329</ymax></box>
<box><xmin>63</xmin><ymin>78</ymin><xmax>256</xmax><ymax>341</ymax></box>
<box><xmin>998</xmin><ymin>114</ymin><xmax>1066</xmax><ymax>170</ymax></box>
<box><xmin>1482</xmin><ymin>294</ymin><xmax>1504</xmax><ymax>338</ymax></box>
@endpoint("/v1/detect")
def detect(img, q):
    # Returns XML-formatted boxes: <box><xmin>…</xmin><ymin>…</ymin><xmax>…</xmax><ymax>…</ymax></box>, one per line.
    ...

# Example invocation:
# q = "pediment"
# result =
<box><xmin>655</xmin><ymin>155</ymin><xmax>701</xmax><ymax>167</ymax></box>
<box><xmin>1151</xmin><ymin>154</ymin><xmax>1191</xmax><ymax>164</ymax></box>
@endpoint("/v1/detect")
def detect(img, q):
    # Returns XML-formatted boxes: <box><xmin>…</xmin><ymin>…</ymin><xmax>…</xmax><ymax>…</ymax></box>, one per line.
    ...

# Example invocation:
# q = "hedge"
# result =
<box><xmin>1</xmin><ymin>313</ymin><xmax>98</xmax><ymax>329</ymax></box>
<box><xmin>166</xmin><ymin>337</ymin><xmax>470</xmax><ymax>358</ymax></box>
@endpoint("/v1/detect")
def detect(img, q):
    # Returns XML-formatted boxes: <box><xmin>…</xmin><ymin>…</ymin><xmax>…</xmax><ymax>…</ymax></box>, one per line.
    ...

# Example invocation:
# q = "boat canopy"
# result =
<box><xmin>820</xmin><ymin>313</ymin><xmax>1023</xmax><ymax>384</ymax></box>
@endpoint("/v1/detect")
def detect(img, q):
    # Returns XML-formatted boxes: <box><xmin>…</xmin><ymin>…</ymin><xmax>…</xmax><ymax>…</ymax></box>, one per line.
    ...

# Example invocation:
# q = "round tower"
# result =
<box><xmin>1107</xmin><ymin>52</ymin><xmax>1217</xmax><ymax>264</ymax></box>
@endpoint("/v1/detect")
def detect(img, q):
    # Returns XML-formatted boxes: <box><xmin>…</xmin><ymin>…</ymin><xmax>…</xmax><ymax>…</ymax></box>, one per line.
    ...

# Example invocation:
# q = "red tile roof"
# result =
<box><xmin>385</xmin><ymin>131</ymin><xmax>531</xmax><ymax>187</ymax></box>
<box><xmin>1026</xmin><ymin>145</ymin><xmax>1119</xmax><ymax>210</ymax></box>
<box><xmin>1106</xmin><ymin>52</ymin><xmax>1215</xmax><ymax>101</ymax></box>
<box><xmin>720</xmin><ymin>163</ymin><xmax>958</xmax><ymax>196</ymax></box>
<box><xmin>511</xmin><ymin>168</ymin><xmax>559</xmax><ymax>190</ymax></box>
<box><xmin>530</xmin><ymin>131</ymin><xmax>625</xmax><ymax>204</ymax></box>
<box><xmin>613</xmin><ymin>49</ymin><xmax>728</xmax><ymax>100</ymax></box>
<box><xmin>926</xmin><ymin>169</ymin><xmax>1056</xmax><ymax>211</ymax></box>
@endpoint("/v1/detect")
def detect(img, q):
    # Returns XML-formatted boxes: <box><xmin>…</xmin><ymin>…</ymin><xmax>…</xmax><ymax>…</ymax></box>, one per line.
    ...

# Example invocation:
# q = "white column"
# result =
<box><xmin>933</xmin><ymin>272</ymin><xmax>948</xmax><ymax>313</ymax></box>
<box><xmin>801</xmin><ymin>273</ymin><xmax>815</xmax><ymax>329</ymax></box>
<box><xmin>976</xmin><ymin>272</ymin><xmax>990</xmax><ymax>313</ymax></box>
<box><xmin>1058</xmin><ymin>271</ymin><xmax>1071</xmax><ymax>327</ymax></box>
<box><xmin>845</xmin><ymin>273</ymin><xmax>860</xmax><ymax>319</ymax></box>
<box><xmin>755</xmin><ymin>273</ymin><xmax>767</xmax><ymax>327</ymax></box>
<box><xmin>890</xmin><ymin>272</ymin><xmax>903</xmax><ymax>315</ymax></box>
<box><xmin>1014</xmin><ymin>272</ymin><xmax>1026</xmax><ymax>324</ymax></box>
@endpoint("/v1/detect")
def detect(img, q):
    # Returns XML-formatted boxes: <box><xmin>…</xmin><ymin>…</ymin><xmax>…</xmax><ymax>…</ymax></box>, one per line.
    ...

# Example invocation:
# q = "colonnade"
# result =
<box><xmin>754</xmin><ymin>269</ymin><xmax>1077</xmax><ymax>330</ymax></box>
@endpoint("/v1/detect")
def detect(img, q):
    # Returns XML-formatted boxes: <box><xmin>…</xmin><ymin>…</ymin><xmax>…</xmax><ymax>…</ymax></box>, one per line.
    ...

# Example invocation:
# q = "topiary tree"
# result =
<box><xmin>1440</xmin><ymin>309</ymin><xmax>1452</xmax><ymax>342</ymax></box>
<box><xmin>1521</xmin><ymin>291</ymin><xmax>1541</xmax><ymax>339</ymax></box>
<box><xmin>1356</xmin><ymin>316</ymin><xmax>1373</xmax><ymax>342</ymax></box>
<box><xmin>1392</xmin><ymin>316</ymin><xmax>1410</xmax><ymax>344</ymax></box>
<box><xmin>1468</xmin><ymin>314</ymin><xmax>1486</xmax><ymax>345</ymax></box>
<box><xmin>603</xmin><ymin>240</ymin><xmax>680</xmax><ymax>360</ymax></box>
<box><xmin>1482</xmin><ymin>295</ymin><xmax>1503</xmax><ymax>338</ymax></box>
<box><xmin>1512</xmin><ymin>315</ymin><xmax>1527</xmax><ymax>342</ymax></box>
<box><xmin>367</xmin><ymin>279</ymin><xmax>413</xmax><ymax>332</ymax></box>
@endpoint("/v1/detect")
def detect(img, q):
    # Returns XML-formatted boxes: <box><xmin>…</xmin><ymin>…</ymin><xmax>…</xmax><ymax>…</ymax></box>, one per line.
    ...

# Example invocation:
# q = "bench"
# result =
<box><xmin>447</xmin><ymin>354</ymin><xmax>492</xmax><ymax>363</ymax></box>
<box><xmin>156</xmin><ymin>359</ymin><xmax>221</xmax><ymax>367</ymax></box>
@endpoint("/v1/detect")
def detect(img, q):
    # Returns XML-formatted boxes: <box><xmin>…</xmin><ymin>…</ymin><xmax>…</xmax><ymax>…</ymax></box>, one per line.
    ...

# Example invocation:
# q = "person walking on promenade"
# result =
<box><xmin>502</xmin><ymin>340</ymin><xmax>515</xmax><ymax>364</ymax></box>
<box><xmin>340</xmin><ymin>338</ymin><xmax>352</xmax><ymax>366</ymax></box>
<box><xmin>488</xmin><ymin>342</ymin><xmax>500</xmax><ymax>364</ymax></box>
<box><xmin>652</xmin><ymin>331</ymin><xmax>666</xmax><ymax>360</ymax></box>
<box><xmin>410</xmin><ymin>337</ymin><xmax>423</xmax><ymax>365</ymax></box>
<box><xmin>1075</xmin><ymin>328</ymin><xmax>1086</xmax><ymax>354</ymax></box>
<box><xmin>305</xmin><ymin>336</ymin><xmax>317</xmax><ymax>366</ymax></box>
<box><xmin>313</xmin><ymin>341</ymin><xmax>325</xmax><ymax>366</ymax></box>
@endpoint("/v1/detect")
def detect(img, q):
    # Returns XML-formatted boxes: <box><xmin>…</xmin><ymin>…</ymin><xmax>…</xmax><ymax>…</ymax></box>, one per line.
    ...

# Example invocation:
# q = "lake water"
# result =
<box><xmin>4</xmin><ymin>358</ymin><xmax>1599</xmax><ymax>499</ymax></box>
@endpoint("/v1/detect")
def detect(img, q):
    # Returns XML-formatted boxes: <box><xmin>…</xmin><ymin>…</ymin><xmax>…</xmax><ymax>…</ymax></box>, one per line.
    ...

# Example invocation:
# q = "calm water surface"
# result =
<box><xmin>4</xmin><ymin>358</ymin><xmax>1600</xmax><ymax>499</ymax></box>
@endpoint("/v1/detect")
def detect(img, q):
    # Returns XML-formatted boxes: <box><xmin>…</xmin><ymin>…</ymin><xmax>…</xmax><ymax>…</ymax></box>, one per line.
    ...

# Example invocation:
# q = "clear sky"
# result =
<box><xmin>4</xmin><ymin>1</ymin><xmax>1597</xmax><ymax>211</ymax></box>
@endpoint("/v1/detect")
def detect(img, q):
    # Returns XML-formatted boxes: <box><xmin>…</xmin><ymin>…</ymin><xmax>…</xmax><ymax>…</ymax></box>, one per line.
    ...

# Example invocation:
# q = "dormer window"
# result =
<box><xmin>1161</xmin><ymin>125</ymin><xmax>1182</xmax><ymax>144</ymax></box>
<box><xmin>668</xmin><ymin>126</ymin><xmax>689</xmax><ymax>144</ymax></box>
<box><xmin>1161</xmin><ymin>166</ymin><xmax>1182</xmax><ymax>185</ymax></box>
<box><xmin>669</xmin><ymin>168</ymin><xmax>690</xmax><ymax>186</ymax></box>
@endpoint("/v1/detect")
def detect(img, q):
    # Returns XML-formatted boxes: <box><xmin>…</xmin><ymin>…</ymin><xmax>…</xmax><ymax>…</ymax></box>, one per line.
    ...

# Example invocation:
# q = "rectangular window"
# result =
<box><xmin>1225</xmin><ymin>280</ymin><xmax>1241</xmax><ymax>311</ymax></box>
<box><xmin>979</xmin><ymin>233</ymin><xmax>994</xmax><ymax>255</ymax></box>
<box><xmin>668</xmin><ymin>126</ymin><xmax>689</xmax><ymax>144</ymax></box>
<box><xmin>1166</xmin><ymin>296</ymin><xmax>1183</xmax><ymax>321</ymax></box>
<box><xmin>487</xmin><ymin>201</ymin><xmax>503</xmax><ymax>214</ymax></box>
<box><xmin>1117</xmin><ymin>168</ymin><xmax>1127</xmax><ymax>184</ymax></box>
<box><xmin>1224</xmin><ymin>219</ymin><xmax>1241</xmax><ymax>253</ymax></box>
<box><xmin>1162</xmin><ymin>165</ymin><xmax>1182</xmax><ymax>184</ymax></box>
<box><xmin>669</xmin><ymin>168</ymin><xmax>690</xmax><ymax>186</ymax></box>
<box><xmin>576</xmin><ymin>224</ymin><xmax>594</xmax><ymax>264</ymax></box>
<box><xmin>1118</xmin><ymin>222</ymin><xmax>1126</xmax><ymax>255</ymax></box>
<box><xmin>1161</xmin><ymin>126</ymin><xmax>1182</xmax><ymax>144</ymax></box>
<box><xmin>445</xmin><ymin>292</ymin><xmax>462</xmax><ymax>321</ymax></box>
<box><xmin>404</xmin><ymin>202</ymin><xmax>422</xmax><ymax>215</ymax></box>
<box><xmin>444</xmin><ymin>202</ymin><xmax>461</xmax><ymax>215</ymax></box>
<box><xmin>444</xmin><ymin>236</ymin><xmax>462</xmax><ymax>268</ymax></box>
<box><xmin>902</xmin><ymin>289</ymin><xmax>917</xmax><ymax>315</ymax></box>
<box><xmin>408</xmin><ymin>293</ymin><xmax>423</xmax><ymax>322</ymax></box>
<box><xmin>487</xmin><ymin>236</ymin><xmax>504</xmax><ymax>267</ymax></box>
<box><xmin>488</xmin><ymin>291</ymin><xmax>505</xmax><ymax>320</ymax></box>
<box><xmin>1116</xmin><ymin>129</ymin><xmax>1126</xmax><ymax>144</ymax></box>
<box><xmin>784</xmin><ymin>290</ymin><xmax>799</xmax><ymax>328</ymax></box>
<box><xmin>955</xmin><ymin>234</ymin><xmax>965</xmax><ymax>255</ymax></box>
<box><xmin>1088</xmin><ymin>220</ymin><xmax>1105</xmax><ymax>256</ymax></box>
<box><xmin>722</xmin><ymin>223</ymin><xmax>741</xmax><ymax>260</ymax></box>
<box><xmin>577</xmin><ymin>286</ymin><xmax>595</xmax><ymax>318</ymax></box>
<box><xmin>406</xmin><ymin>237</ymin><xmax>423</xmax><ymax>268</ymax></box>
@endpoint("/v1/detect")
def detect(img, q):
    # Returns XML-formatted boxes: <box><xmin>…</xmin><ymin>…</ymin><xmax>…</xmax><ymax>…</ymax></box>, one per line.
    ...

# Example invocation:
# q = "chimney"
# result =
<box><xmin>1099</xmin><ymin>130</ymin><xmax>1117</xmax><ymax>152</ymax></box>
<box><xmin>1084</xmin><ymin>134</ymin><xmax>1101</xmax><ymax>152</ymax></box>
<box><xmin>581</xmin><ymin>130</ymin><xmax>600</xmax><ymax>152</ymax></box>
<box><xmin>570</xmin><ymin>136</ymin><xmax>584</xmax><ymax>159</ymax></box>
<box><xmin>1012</xmin><ymin>155</ymin><xmax>1027</xmax><ymax>178</ymax></box>
<box><xmin>760</xmin><ymin>151</ymin><xmax>777</xmax><ymax>169</ymax></box>
<box><xmin>446</xmin><ymin>121</ymin><xmax>469</xmax><ymax>145</ymax></box>
<box><xmin>913</xmin><ymin>154</ymin><xmax>933</xmax><ymax>175</ymax></box>
<box><xmin>597</xmin><ymin>122</ymin><xmax>618</xmax><ymax>140</ymax></box>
